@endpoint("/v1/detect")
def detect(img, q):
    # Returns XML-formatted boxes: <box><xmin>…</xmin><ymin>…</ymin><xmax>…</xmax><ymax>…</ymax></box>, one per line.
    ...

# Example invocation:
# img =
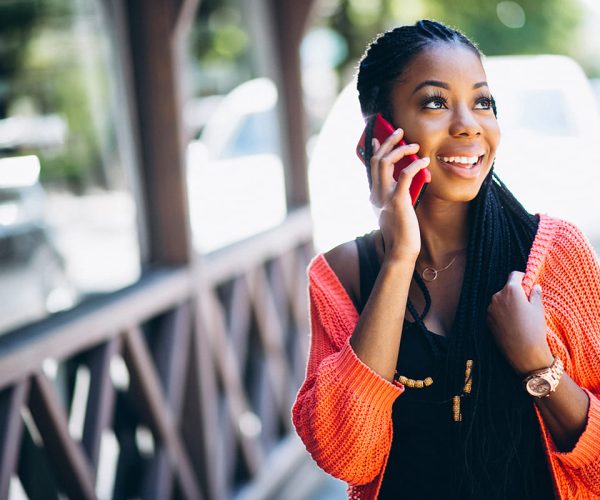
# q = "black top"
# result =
<box><xmin>353</xmin><ymin>231</ymin><xmax>556</xmax><ymax>500</ymax></box>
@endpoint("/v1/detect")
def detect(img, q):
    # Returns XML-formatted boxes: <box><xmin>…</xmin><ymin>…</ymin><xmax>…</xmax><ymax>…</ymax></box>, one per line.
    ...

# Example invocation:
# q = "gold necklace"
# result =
<box><xmin>417</xmin><ymin>255</ymin><xmax>457</xmax><ymax>282</ymax></box>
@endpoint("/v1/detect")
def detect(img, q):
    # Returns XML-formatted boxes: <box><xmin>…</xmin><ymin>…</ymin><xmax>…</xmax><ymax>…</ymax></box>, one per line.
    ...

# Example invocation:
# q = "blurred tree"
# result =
<box><xmin>316</xmin><ymin>0</ymin><xmax>585</xmax><ymax>80</ymax></box>
<box><xmin>1</xmin><ymin>0</ymin><xmax>112</xmax><ymax>192</ymax></box>
<box><xmin>425</xmin><ymin>0</ymin><xmax>582</xmax><ymax>57</ymax></box>
<box><xmin>188</xmin><ymin>0</ymin><xmax>254</xmax><ymax>96</ymax></box>
<box><xmin>0</xmin><ymin>1</ymin><xmax>37</xmax><ymax>117</ymax></box>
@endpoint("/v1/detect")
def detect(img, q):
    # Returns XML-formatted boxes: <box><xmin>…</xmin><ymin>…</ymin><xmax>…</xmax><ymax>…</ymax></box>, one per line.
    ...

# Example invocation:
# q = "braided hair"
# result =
<box><xmin>357</xmin><ymin>20</ymin><xmax>550</xmax><ymax>499</ymax></box>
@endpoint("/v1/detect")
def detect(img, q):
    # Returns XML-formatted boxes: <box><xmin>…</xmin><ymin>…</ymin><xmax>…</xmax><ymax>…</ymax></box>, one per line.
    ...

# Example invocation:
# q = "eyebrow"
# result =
<box><xmin>411</xmin><ymin>80</ymin><xmax>488</xmax><ymax>94</ymax></box>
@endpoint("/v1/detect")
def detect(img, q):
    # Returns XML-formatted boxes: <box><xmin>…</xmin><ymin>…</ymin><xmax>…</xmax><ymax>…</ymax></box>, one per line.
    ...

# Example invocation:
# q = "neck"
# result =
<box><xmin>416</xmin><ymin>198</ymin><xmax>470</xmax><ymax>267</ymax></box>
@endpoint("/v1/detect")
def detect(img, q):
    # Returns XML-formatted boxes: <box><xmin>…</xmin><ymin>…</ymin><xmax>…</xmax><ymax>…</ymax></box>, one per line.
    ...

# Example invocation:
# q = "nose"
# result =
<box><xmin>449</xmin><ymin>104</ymin><xmax>482</xmax><ymax>137</ymax></box>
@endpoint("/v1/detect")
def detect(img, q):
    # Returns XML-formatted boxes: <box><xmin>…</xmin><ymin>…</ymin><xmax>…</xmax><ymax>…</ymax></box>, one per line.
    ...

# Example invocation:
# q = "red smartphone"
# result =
<box><xmin>356</xmin><ymin>113</ymin><xmax>429</xmax><ymax>207</ymax></box>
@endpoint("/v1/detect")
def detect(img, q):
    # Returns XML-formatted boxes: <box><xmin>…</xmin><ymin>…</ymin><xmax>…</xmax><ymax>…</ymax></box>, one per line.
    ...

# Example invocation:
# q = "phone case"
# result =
<box><xmin>356</xmin><ymin>113</ymin><xmax>429</xmax><ymax>207</ymax></box>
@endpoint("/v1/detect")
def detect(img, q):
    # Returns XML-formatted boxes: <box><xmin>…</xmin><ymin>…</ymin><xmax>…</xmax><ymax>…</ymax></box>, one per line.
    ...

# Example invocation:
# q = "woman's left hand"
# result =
<box><xmin>487</xmin><ymin>271</ymin><xmax>554</xmax><ymax>375</ymax></box>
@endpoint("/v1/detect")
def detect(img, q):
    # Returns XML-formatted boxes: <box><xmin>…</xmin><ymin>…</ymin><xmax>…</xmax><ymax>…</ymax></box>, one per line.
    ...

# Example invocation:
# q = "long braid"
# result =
<box><xmin>357</xmin><ymin>20</ymin><xmax>547</xmax><ymax>499</ymax></box>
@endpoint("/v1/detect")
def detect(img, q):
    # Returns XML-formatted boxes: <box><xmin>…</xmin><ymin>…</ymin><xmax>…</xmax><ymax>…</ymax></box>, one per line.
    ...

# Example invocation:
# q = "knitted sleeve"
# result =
<box><xmin>538</xmin><ymin>220</ymin><xmax>600</xmax><ymax>495</ymax></box>
<box><xmin>291</xmin><ymin>258</ymin><xmax>404</xmax><ymax>486</ymax></box>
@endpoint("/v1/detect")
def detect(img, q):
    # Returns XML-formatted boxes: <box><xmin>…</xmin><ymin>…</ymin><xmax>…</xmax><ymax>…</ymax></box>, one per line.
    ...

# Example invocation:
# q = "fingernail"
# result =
<box><xmin>421</xmin><ymin>157</ymin><xmax>430</xmax><ymax>164</ymax></box>
<box><xmin>371</xmin><ymin>138</ymin><xmax>377</xmax><ymax>148</ymax></box>
<box><xmin>393</xmin><ymin>128</ymin><xmax>402</xmax><ymax>135</ymax></box>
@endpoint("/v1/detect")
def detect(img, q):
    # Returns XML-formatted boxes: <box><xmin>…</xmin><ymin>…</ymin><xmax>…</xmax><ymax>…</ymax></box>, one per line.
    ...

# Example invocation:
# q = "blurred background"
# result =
<box><xmin>0</xmin><ymin>0</ymin><xmax>598</xmax><ymax>499</ymax></box>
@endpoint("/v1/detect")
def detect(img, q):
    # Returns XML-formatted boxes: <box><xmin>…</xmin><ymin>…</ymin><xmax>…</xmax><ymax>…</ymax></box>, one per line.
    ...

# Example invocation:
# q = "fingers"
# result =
<box><xmin>394</xmin><ymin>156</ymin><xmax>430</xmax><ymax>196</ymax></box>
<box><xmin>494</xmin><ymin>271</ymin><xmax>544</xmax><ymax>307</ymax></box>
<box><xmin>370</xmin><ymin>138</ymin><xmax>381</xmax><ymax>199</ymax></box>
<box><xmin>370</xmin><ymin>129</ymin><xmax>419</xmax><ymax>170</ymax></box>
<box><xmin>529</xmin><ymin>283</ymin><xmax>543</xmax><ymax>305</ymax></box>
<box><xmin>507</xmin><ymin>271</ymin><xmax>525</xmax><ymax>285</ymax></box>
<box><xmin>374</xmin><ymin>127</ymin><xmax>405</xmax><ymax>157</ymax></box>
<box><xmin>370</xmin><ymin>129</ymin><xmax>423</xmax><ymax>203</ymax></box>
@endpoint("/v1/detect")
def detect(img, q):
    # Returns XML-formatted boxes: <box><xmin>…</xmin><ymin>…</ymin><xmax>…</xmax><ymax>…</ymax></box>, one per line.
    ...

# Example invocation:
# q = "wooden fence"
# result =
<box><xmin>0</xmin><ymin>208</ymin><xmax>314</xmax><ymax>500</ymax></box>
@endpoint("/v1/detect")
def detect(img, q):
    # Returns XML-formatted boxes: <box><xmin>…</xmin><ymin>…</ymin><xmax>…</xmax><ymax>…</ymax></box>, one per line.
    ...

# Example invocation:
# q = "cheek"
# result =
<box><xmin>484</xmin><ymin>117</ymin><xmax>501</xmax><ymax>149</ymax></box>
<box><xmin>401</xmin><ymin>117</ymin><xmax>445</xmax><ymax>148</ymax></box>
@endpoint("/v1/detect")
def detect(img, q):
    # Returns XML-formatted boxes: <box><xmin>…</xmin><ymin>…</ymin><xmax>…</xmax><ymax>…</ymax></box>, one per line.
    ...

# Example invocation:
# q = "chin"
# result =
<box><xmin>422</xmin><ymin>184</ymin><xmax>485</xmax><ymax>204</ymax></box>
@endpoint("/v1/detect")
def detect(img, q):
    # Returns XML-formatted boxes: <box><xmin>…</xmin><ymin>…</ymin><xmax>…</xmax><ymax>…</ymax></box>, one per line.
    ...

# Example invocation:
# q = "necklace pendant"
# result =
<box><xmin>422</xmin><ymin>267</ymin><xmax>438</xmax><ymax>281</ymax></box>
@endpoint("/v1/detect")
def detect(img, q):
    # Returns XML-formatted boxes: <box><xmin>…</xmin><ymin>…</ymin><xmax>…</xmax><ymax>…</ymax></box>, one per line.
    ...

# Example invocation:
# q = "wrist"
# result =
<box><xmin>381</xmin><ymin>253</ymin><xmax>418</xmax><ymax>269</ymax></box>
<box><xmin>523</xmin><ymin>356</ymin><xmax>564</xmax><ymax>398</ymax></box>
<box><xmin>515</xmin><ymin>347</ymin><xmax>554</xmax><ymax>376</ymax></box>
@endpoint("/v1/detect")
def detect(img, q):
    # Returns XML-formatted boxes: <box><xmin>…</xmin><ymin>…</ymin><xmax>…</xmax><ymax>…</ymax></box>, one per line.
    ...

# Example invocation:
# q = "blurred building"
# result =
<box><xmin>0</xmin><ymin>1</ymin><xmax>323</xmax><ymax>499</ymax></box>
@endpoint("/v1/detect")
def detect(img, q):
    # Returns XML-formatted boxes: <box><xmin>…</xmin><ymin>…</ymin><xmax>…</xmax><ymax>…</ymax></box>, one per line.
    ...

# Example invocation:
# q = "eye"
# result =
<box><xmin>420</xmin><ymin>91</ymin><xmax>447</xmax><ymax>110</ymax></box>
<box><xmin>474</xmin><ymin>94</ymin><xmax>494</xmax><ymax>110</ymax></box>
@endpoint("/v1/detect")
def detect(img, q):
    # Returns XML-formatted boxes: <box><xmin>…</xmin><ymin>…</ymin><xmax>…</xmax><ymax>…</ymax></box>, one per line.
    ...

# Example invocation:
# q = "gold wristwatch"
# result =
<box><xmin>523</xmin><ymin>356</ymin><xmax>564</xmax><ymax>398</ymax></box>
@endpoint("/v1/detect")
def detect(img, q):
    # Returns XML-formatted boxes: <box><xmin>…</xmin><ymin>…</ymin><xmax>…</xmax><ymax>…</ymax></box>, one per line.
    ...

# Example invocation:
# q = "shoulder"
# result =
<box><xmin>528</xmin><ymin>215</ymin><xmax>593</xmax><ymax>265</ymax></box>
<box><xmin>540</xmin><ymin>215</ymin><xmax>596</xmax><ymax>262</ymax></box>
<box><xmin>532</xmin><ymin>214</ymin><xmax>599</xmax><ymax>288</ymax></box>
<box><xmin>305</xmin><ymin>240</ymin><xmax>362</xmax><ymax>334</ymax></box>
<box><xmin>322</xmin><ymin>240</ymin><xmax>360</xmax><ymax>305</ymax></box>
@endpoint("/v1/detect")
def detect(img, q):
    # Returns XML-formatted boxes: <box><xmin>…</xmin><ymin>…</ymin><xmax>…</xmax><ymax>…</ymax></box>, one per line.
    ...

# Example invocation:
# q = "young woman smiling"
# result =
<box><xmin>292</xmin><ymin>20</ymin><xmax>600</xmax><ymax>500</ymax></box>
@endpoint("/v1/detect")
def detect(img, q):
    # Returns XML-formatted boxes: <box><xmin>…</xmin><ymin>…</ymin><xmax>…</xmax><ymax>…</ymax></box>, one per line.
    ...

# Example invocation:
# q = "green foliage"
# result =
<box><xmin>424</xmin><ymin>0</ymin><xmax>582</xmax><ymax>57</ymax></box>
<box><xmin>317</xmin><ymin>0</ymin><xmax>586</xmax><ymax>78</ymax></box>
<box><xmin>1</xmin><ymin>0</ymin><xmax>111</xmax><ymax>190</ymax></box>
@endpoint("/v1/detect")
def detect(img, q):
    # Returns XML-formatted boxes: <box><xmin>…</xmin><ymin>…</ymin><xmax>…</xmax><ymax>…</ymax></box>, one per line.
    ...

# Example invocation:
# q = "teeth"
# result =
<box><xmin>437</xmin><ymin>155</ymin><xmax>480</xmax><ymax>166</ymax></box>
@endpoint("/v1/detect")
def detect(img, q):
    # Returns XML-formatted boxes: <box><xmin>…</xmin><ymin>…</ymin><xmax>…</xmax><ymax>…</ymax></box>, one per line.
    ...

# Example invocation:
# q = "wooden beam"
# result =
<box><xmin>0</xmin><ymin>268</ymin><xmax>192</xmax><ymax>391</ymax></box>
<box><xmin>143</xmin><ymin>303</ymin><xmax>192</xmax><ymax>499</ymax></box>
<box><xmin>82</xmin><ymin>337</ymin><xmax>120</xmax><ymax>472</ymax></box>
<box><xmin>153</xmin><ymin>303</ymin><xmax>192</xmax><ymax>415</ymax></box>
<box><xmin>124</xmin><ymin>0</ymin><xmax>193</xmax><ymax>265</ymax></box>
<box><xmin>0</xmin><ymin>380</ymin><xmax>29</xmax><ymax>499</ymax></box>
<box><xmin>247</xmin><ymin>267</ymin><xmax>293</xmax><ymax>423</ymax></box>
<box><xmin>122</xmin><ymin>326</ymin><xmax>202</xmax><ymax>500</ymax></box>
<box><xmin>266</xmin><ymin>0</ymin><xmax>318</xmax><ymax>208</ymax></box>
<box><xmin>182</xmin><ymin>301</ymin><xmax>225</xmax><ymax>500</ymax></box>
<box><xmin>198</xmin><ymin>206</ymin><xmax>313</xmax><ymax>286</ymax></box>
<box><xmin>197</xmin><ymin>290</ymin><xmax>265</xmax><ymax>474</ymax></box>
<box><xmin>173</xmin><ymin>0</ymin><xmax>201</xmax><ymax>41</ymax></box>
<box><xmin>28</xmin><ymin>374</ymin><xmax>96</xmax><ymax>500</ymax></box>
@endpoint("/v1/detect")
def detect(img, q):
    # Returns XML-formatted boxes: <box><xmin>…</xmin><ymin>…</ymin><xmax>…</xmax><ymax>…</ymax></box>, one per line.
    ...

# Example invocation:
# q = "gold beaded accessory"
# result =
<box><xmin>397</xmin><ymin>375</ymin><xmax>434</xmax><ymax>389</ymax></box>
<box><xmin>452</xmin><ymin>359</ymin><xmax>473</xmax><ymax>423</ymax></box>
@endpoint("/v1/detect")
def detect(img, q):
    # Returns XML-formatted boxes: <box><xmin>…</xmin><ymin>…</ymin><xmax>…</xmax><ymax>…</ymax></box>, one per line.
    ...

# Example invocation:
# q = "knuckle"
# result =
<box><xmin>369</xmin><ymin>194</ymin><xmax>381</xmax><ymax>207</ymax></box>
<box><xmin>397</xmin><ymin>166</ymin><xmax>412</xmax><ymax>177</ymax></box>
<box><xmin>379</xmin><ymin>158</ymin><xmax>392</xmax><ymax>170</ymax></box>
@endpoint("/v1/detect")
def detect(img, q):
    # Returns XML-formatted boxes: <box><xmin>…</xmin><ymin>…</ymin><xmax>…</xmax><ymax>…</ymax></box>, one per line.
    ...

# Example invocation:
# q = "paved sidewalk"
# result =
<box><xmin>281</xmin><ymin>457</ymin><xmax>346</xmax><ymax>500</ymax></box>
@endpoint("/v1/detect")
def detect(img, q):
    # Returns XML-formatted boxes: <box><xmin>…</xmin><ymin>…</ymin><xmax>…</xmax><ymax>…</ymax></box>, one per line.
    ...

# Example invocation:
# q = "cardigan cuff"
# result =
<box><xmin>551</xmin><ymin>389</ymin><xmax>600</xmax><ymax>469</ymax></box>
<box><xmin>330</xmin><ymin>337</ymin><xmax>404</xmax><ymax>410</ymax></box>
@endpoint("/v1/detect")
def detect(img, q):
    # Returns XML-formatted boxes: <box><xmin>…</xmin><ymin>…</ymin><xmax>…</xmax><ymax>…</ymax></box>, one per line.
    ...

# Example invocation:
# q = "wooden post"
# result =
<box><xmin>267</xmin><ymin>0</ymin><xmax>317</xmax><ymax>209</ymax></box>
<box><xmin>124</xmin><ymin>0</ymin><xmax>197</xmax><ymax>266</ymax></box>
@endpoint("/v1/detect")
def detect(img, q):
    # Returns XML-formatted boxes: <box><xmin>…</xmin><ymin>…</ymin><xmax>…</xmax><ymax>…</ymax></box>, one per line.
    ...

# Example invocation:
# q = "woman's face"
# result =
<box><xmin>389</xmin><ymin>43</ymin><xmax>500</xmax><ymax>203</ymax></box>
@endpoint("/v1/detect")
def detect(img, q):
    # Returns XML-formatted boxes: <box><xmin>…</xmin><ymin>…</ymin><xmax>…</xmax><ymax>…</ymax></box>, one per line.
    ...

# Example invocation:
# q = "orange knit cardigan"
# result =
<box><xmin>292</xmin><ymin>214</ymin><xmax>600</xmax><ymax>499</ymax></box>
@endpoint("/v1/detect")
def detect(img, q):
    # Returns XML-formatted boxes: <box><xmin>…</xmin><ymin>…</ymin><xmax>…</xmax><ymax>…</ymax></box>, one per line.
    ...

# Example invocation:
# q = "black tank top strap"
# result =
<box><xmin>354</xmin><ymin>230</ymin><xmax>380</xmax><ymax>314</ymax></box>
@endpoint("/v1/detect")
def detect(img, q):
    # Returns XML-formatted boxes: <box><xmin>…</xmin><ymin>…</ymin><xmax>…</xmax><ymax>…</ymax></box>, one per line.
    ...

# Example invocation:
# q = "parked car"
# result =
<box><xmin>186</xmin><ymin>78</ymin><xmax>288</xmax><ymax>253</ymax></box>
<box><xmin>308</xmin><ymin>55</ymin><xmax>600</xmax><ymax>252</ymax></box>
<box><xmin>0</xmin><ymin>154</ymin><xmax>77</xmax><ymax>332</ymax></box>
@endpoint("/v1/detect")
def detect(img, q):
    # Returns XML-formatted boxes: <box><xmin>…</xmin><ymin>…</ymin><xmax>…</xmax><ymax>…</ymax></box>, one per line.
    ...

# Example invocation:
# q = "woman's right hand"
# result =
<box><xmin>369</xmin><ymin>128</ymin><xmax>430</xmax><ymax>263</ymax></box>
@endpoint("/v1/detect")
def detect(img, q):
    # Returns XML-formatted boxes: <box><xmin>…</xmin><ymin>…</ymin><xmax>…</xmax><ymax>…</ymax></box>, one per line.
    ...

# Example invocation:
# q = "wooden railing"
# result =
<box><xmin>0</xmin><ymin>208</ymin><xmax>314</xmax><ymax>500</ymax></box>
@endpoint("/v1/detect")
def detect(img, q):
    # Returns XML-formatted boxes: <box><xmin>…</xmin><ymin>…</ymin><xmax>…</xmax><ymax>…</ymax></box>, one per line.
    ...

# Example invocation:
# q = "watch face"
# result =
<box><xmin>527</xmin><ymin>377</ymin><xmax>551</xmax><ymax>396</ymax></box>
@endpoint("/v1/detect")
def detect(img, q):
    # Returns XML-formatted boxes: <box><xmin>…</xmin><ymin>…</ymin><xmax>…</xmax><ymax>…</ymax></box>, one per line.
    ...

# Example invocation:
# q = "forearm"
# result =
<box><xmin>533</xmin><ymin>371</ymin><xmax>590</xmax><ymax>452</ymax></box>
<box><xmin>350</xmin><ymin>257</ymin><xmax>415</xmax><ymax>382</ymax></box>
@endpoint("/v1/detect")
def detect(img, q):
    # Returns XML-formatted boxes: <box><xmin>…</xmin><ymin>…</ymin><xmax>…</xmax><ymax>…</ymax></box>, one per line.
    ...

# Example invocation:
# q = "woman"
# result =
<box><xmin>292</xmin><ymin>20</ymin><xmax>600</xmax><ymax>500</ymax></box>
